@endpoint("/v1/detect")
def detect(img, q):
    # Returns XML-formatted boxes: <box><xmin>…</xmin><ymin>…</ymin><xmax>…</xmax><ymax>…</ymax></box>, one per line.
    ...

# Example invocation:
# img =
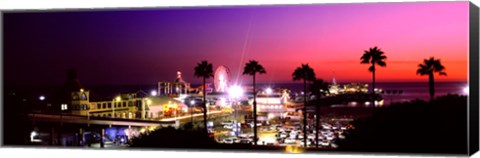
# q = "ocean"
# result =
<box><xmin>254</xmin><ymin>82</ymin><xmax>468</xmax><ymax>104</ymax></box>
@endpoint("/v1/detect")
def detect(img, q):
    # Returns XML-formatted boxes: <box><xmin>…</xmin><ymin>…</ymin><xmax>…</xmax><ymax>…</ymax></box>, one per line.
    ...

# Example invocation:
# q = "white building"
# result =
<box><xmin>254</xmin><ymin>88</ymin><xmax>290</xmax><ymax>120</ymax></box>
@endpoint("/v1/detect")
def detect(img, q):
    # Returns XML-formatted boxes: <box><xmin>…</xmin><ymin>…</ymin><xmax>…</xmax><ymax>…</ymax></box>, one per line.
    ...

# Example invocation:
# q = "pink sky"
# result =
<box><xmin>5</xmin><ymin>2</ymin><xmax>470</xmax><ymax>86</ymax></box>
<box><xmin>227</xmin><ymin>2</ymin><xmax>469</xmax><ymax>84</ymax></box>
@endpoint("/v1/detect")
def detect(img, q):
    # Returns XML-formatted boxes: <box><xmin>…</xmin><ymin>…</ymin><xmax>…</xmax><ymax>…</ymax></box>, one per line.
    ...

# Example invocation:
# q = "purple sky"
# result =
<box><xmin>4</xmin><ymin>2</ymin><xmax>469</xmax><ymax>87</ymax></box>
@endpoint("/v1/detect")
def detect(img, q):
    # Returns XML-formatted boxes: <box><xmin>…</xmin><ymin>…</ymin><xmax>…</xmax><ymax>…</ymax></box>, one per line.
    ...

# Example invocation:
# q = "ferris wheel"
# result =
<box><xmin>214</xmin><ymin>65</ymin><xmax>231</xmax><ymax>93</ymax></box>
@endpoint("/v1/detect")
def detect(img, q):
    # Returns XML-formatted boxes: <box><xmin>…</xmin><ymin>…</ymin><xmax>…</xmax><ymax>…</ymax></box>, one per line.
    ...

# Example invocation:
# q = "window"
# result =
<box><xmin>72</xmin><ymin>94</ymin><xmax>79</xmax><ymax>100</ymax></box>
<box><xmin>123</xmin><ymin>102</ymin><xmax>126</xmax><ymax>107</ymax></box>
<box><xmin>128</xmin><ymin>101</ymin><xmax>133</xmax><ymax>106</ymax></box>
<box><xmin>108</xmin><ymin>103</ymin><xmax>111</xmax><ymax>108</ymax></box>
<box><xmin>81</xmin><ymin>104</ymin><xmax>88</xmax><ymax>110</ymax></box>
<box><xmin>97</xmin><ymin>104</ymin><xmax>101</xmax><ymax>109</ymax></box>
<box><xmin>102</xmin><ymin>103</ymin><xmax>106</xmax><ymax>109</ymax></box>
<box><xmin>80</xmin><ymin>93</ymin><xmax>87</xmax><ymax>100</ymax></box>
<box><xmin>61</xmin><ymin>104</ymin><xmax>68</xmax><ymax>111</ymax></box>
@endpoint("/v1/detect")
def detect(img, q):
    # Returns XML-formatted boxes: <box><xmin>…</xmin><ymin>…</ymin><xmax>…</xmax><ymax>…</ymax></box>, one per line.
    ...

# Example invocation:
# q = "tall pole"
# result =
<box><xmin>203</xmin><ymin>78</ymin><xmax>208</xmax><ymax>138</ymax></box>
<box><xmin>100</xmin><ymin>128</ymin><xmax>105</xmax><ymax>148</ymax></box>
<box><xmin>372</xmin><ymin>63</ymin><xmax>376</xmax><ymax>107</ymax></box>
<box><xmin>253</xmin><ymin>74</ymin><xmax>258</xmax><ymax>145</ymax></box>
<box><xmin>234</xmin><ymin>98</ymin><xmax>238</xmax><ymax>137</ymax></box>
<box><xmin>303</xmin><ymin>77</ymin><xmax>307</xmax><ymax>148</ymax></box>
<box><xmin>141</xmin><ymin>99</ymin><xmax>146</xmax><ymax>119</ymax></box>
<box><xmin>112</xmin><ymin>99</ymin><xmax>115</xmax><ymax>118</ymax></box>
<box><xmin>315</xmin><ymin>97</ymin><xmax>320</xmax><ymax>148</ymax></box>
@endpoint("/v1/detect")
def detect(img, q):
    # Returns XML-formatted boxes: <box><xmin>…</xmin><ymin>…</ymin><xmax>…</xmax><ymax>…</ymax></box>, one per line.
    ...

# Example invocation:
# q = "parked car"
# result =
<box><xmin>248</xmin><ymin>122</ymin><xmax>263</xmax><ymax>127</ymax></box>
<box><xmin>297</xmin><ymin>134</ymin><xmax>304</xmax><ymax>140</ymax></box>
<box><xmin>222</xmin><ymin>138</ymin><xmax>234</xmax><ymax>144</ymax></box>
<box><xmin>300</xmin><ymin>141</ymin><xmax>312</xmax><ymax>147</ymax></box>
<box><xmin>331</xmin><ymin>143</ymin><xmax>339</xmax><ymax>148</ymax></box>
<box><xmin>238</xmin><ymin>139</ymin><xmax>252</xmax><ymax>144</ymax></box>
<box><xmin>326</xmin><ymin>135</ymin><xmax>336</xmax><ymax>141</ymax></box>
<box><xmin>221</xmin><ymin>120</ymin><xmax>234</xmax><ymax>126</ymax></box>
<box><xmin>307</xmin><ymin>134</ymin><xmax>315</xmax><ymax>139</ymax></box>
<box><xmin>223</xmin><ymin>124</ymin><xmax>233</xmax><ymax>129</ymax></box>
<box><xmin>284</xmin><ymin>138</ymin><xmax>296</xmax><ymax>144</ymax></box>
<box><xmin>319</xmin><ymin>140</ymin><xmax>330</xmax><ymax>147</ymax></box>
<box><xmin>289</xmin><ymin>133</ymin><xmax>297</xmax><ymax>139</ymax></box>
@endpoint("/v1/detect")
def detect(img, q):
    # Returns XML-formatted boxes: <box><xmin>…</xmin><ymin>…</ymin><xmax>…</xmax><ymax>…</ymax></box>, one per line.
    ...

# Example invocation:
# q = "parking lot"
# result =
<box><xmin>214</xmin><ymin>112</ymin><xmax>354</xmax><ymax>148</ymax></box>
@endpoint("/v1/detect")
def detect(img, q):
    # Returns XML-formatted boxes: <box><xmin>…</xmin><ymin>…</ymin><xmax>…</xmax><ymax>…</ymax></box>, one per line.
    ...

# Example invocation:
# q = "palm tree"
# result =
<box><xmin>242</xmin><ymin>60</ymin><xmax>266</xmax><ymax>145</ymax></box>
<box><xmin>360</xmin><ymin>46</ymin><xmax>387</xmax><ymax>106</ymax></box>
<box><xmin>292</xmin><ymin>64</ymin><xmax>316</xmax><ymax>147</ymax></box>
<box><xmin>194</xmin><ymin>60</ymin><xmax>214</xmax><ymax>136</ymax></box>
<box><xmin>310</xmin><ymin>78</ymin><xmax>329</xmax><ymax>147</ymax></box>
<box><xmin>309</xmin><ymin>79</ymin><xmax>330</xmax><ymax>98</ymax></box>
<box><xmin>416</xmin><ymin>57</ymin><xmax>447</xmax><ymax>101</ymax></box>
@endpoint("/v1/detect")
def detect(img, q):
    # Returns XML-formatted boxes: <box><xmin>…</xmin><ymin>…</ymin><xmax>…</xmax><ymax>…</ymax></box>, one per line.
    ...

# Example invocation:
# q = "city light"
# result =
<box><xmin>30</xmin><ymin>131</ymin><xmax>40</xmax><ymax>142</ymax></box>
<box><xmin>115</xmin><ymin>96</ymin><xmax>121</xmax><ymax>102</ymax></box>
<box><xmin>190</xmin><ymin>100</ymin><xmax>195</xmax><ymax>105</ymax></box>
<box><xmin>219</xmin><ymin>98</ymin><xmax>227</xmax><ymax>106</ymax></box>
<box><xmin>285</xmin><ymin>145</ymin><xmax>304</xmax><ymax>153</ymax></box>
<box><xmin>228</xmin><ymin>85</ymin><xmax>244</xmax><ymax>99</ymax></box>
<box><xmin>147</xmin><ymin>99</ymin><xmax>152</xmax><ymax>105</ymax></box>
<box><xmin>30</xmin><ymin>131</ymin><xmax>37</xmax><ymax>138</ymax></box>
<box><xmin>80</xmin><ymin>88</ymin><xmax>84</xmax><ymax>92</ymax></box>
<box><xmin>150</xmin><ymin>90</ymin><xmax>157</xmax><ymax>96</ymax></box>
<box><xmin>39</xmin><ymin>95</ymin><xmax>45</xmax><ymax>101</ymax></box>
<box><xmin>266</xmin><ymin>87</ymin><xmax>273</xmax><ymax>95</ymax></box>
<box><xmin>268</xmin><ymin>113</ymin><xmax>275</xmax><ymax>119</ymax></box>
<box><xmin>463</xmin><ymin>86</ymin><xmax>469</xmax><ymax>95</ymax></box>
<box><xmin>61</xmin><ymin>104</ymin><xmax>68</xmax><ymax>111</ymax></box>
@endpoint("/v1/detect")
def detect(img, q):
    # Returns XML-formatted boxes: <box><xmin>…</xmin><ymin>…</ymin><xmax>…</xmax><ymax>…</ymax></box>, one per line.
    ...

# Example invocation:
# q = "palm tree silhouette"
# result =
<box><xmin>292</xmin><ymin>64</ymin><xmax>316</xmax><ymax>147</ymax></box>
<box><xmin>194</xmin><ymin>60</ymin><xmax>214</xmax><ymax>137</ymax></box>
<box><xmin>242</xmin><ymin>60</ymin><xmax>266</xmax><ymax>145</ymax></box>
<box><xmin>416</xmin><ymin>57</ymin><xmax>447</xmax><ymax>101</ymax></box>
<box><xmin>310</xmin><ymin>78</ymin><xmax>329</xmax><ymax>147</ymax></box>
<box><xmin>360</xmin><ymin>46</ymin><xmax>387</xmax><ymax>107</ymax></box>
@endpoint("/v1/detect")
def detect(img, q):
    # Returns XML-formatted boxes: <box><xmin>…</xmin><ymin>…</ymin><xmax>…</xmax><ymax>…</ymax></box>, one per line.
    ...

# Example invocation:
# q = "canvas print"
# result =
<box><xmin>2</xmin><ymin>1</ymin><xmax>477</xmax><ymax>155</ymax></box>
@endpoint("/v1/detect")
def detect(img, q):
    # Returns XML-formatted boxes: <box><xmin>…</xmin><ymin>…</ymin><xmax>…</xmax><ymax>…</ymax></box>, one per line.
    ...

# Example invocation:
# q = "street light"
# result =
<box><xmin>229</xmin><ymin>85</ymin><xmax>243</xmax><ymax>98</ymax></box>
<box><xmin>228</xmin><ymin>85</ymin><xmax>243</xmax><ymax>137</ymax></box>
<box><xmin>463</xmin><ymin>86</ymin><xmax>469</xmax><ymax>95</ymax></box>
<box><xmin>150</xmin><ymin>90</ymin><xmax>157</xmax><ymax>96</ymax></box>
<box><xmin>30</xmin><ymin>131</ymin><xmax>38</xmax><ymax>142</ymax></box>
<box><xmin>266</xmin><ymin>88</ymin><xmax>273</xmax><ymax>95</ymax></box>
<box><xmin>39</xmin><ymin>95</ymin><xmax>45</xmax><ymax>101</ymax></box>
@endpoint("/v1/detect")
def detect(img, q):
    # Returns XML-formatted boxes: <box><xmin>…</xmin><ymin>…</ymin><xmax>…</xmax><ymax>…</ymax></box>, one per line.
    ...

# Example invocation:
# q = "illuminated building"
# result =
<box><xmin>342</xmin><ymin>83</ymin><xmax>369</xmax><ymax>94</ymax></box>
<box><xmin>329</xmin><ymin>75</ymin><xmax>341</xmax><ymax>95</ymax></box>
<box><xmin>328</xmin><ymin>75</ymin><xmax>369</xmax><ymax>95</ymax></box>
<box><xmin>69</xmin><ymin>90</ymin><xmax>151</xmax><ymax>119</ymax></box>
<box><xmin>157</xmin><ymin>71</ymin><xmax>191</xmax><ymax>96</ymax></box>
<box><xmin>255</xmin><ymin>88</ymin><xmax>291</xmax><ymax>120</ymax></box>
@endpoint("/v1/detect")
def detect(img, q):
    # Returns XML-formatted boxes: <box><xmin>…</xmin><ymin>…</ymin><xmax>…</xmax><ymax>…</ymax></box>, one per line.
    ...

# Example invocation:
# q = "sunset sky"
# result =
<box><xmin>4</xmin><ymin>1</ymin><xmax>469</xmax><ymax>86</ymax></box>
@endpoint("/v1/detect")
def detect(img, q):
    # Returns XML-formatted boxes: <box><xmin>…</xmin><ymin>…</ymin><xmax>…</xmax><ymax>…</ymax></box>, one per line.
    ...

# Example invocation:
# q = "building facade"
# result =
<box><xmin>68</xmin><ymin>89</ymin><xmax>152</xmax><ymax>119</ymax></box>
